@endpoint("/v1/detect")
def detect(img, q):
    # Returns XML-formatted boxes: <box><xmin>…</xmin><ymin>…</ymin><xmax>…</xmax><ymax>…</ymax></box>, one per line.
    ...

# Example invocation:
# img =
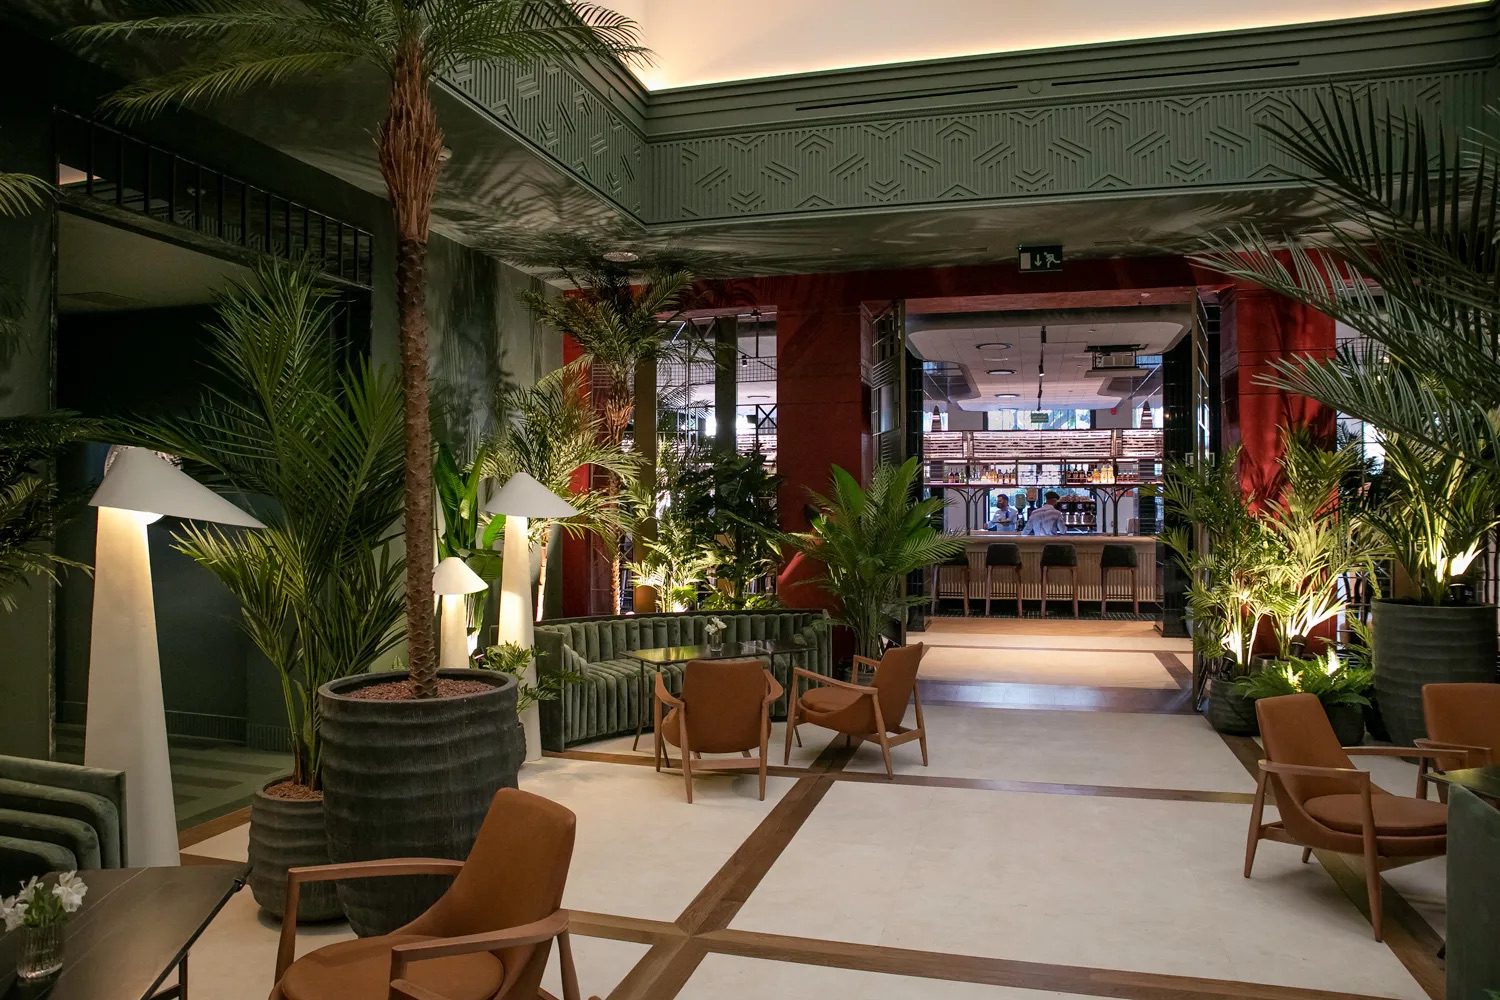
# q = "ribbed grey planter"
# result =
<box><xmin>247</xmin><ymin>779</ymin><xmax>342</xmax><ymax>922</ymax></box>
<box><xmin>1205</xmin><ymin>678</ymin><xmax>1258</xmax><ymax>735</ymax></box>
<box><xmin>1373</xmin><ymin>601</ymin><xmax>1497</xmax><ymax>746</ymax></box>
<box><xmin>1325</xmin><ymin>703</ymin><xmax>1365</xmax><ymax>747</ymax></box>
<box><xmin>319</xmin><ymin>670</ymin><xmax>520</xmax><ymax>936</ymax></box>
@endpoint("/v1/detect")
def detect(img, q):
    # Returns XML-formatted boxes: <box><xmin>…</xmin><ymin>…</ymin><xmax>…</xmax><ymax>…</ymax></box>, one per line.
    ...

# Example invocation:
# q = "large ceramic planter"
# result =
<box><xmin>1324</xmin><ymin>703</ymin><xmax>1365</xmax><ymax>747</ymax></box>
<box><xmin>1373</xmin><ymin>600</ymin><xmax>1497</xmax><ymax>745</ymax></box>
<box><xmin>319</xmin><ymin>670</ymin><xmax>520</xmax><ymax>936</ymax></box>
<box><xmin>247</xmin><ymin>778</ymin><xmax>342</xmax><ymax>922</ymax></box>
<box><xmin>1206</xmin><ymin>677</ymin><xmax>1258</xmax><ymax>735</ymax></box>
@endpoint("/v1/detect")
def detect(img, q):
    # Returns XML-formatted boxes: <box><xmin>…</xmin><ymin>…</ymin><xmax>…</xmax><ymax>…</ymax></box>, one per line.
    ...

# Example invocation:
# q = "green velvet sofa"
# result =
<box><xmin>0</xmin><ymin>755</ymin><xmax>126</xmax><ymax>891</ymax></box>
<box><xmin>535</xmin><ymin>609</ymin><xmax>832</xmax><ymax>751</ymax></box>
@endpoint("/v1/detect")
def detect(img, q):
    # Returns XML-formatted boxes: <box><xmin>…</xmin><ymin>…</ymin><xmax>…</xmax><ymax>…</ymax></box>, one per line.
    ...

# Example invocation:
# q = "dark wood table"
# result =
<box><xmin>1429</xmin><ymin>764</ymin><xmax>1500</xmax><ymax>803</ymax></box>
<box><xmin>0</xmin><ymin>864</ymin><xmax>248</xmax><ymax>1000</ymax></box>
<box><xmin>626</xmin><ymin>639</ymin><xmax>808</xmax><ymax>750</ymax></box>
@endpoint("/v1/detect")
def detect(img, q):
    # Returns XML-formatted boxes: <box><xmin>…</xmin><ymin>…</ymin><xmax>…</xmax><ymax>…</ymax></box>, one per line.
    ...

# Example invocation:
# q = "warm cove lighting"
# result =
<box><xmin>624</xmin><ymin>1</ymin><xmax>1478</xmax><ymax>90</ymax></box>
<box><xmin>86</xmin><ymin>447</ymin><xmax>264</xmax><ymax>867</ymax></box>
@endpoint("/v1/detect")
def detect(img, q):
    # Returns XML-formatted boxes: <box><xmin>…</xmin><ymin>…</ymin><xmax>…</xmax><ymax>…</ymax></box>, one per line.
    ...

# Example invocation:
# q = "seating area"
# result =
<box><xmin>4</xmin><ymin>3</ymin><xmax>1500</xmax><ymax>1000</ymax></box>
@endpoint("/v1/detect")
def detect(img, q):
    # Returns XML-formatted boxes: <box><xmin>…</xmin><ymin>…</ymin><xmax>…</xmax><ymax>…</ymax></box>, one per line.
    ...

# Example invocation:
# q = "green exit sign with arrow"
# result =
<box><xmin>1018</xmin><ymin>244</ymin><xmax>1063</xmax><ymax>272</ymax></box>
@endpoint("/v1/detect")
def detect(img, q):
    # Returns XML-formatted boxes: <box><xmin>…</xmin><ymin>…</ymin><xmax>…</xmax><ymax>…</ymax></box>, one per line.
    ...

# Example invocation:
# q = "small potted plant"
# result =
<box><xmin>704</xmin><ymin>616</ymin><xmax>728</xmax><ymax>651</ymax></box>
<box><xmin>1232</xmin><ymin>648</ymin><xmax>1374</xmax><ymax>745</ymax></box>
<box><xmin>478</xmin><ymin>641</ymin><xmax>582</xmax><ymax>758</ymax></box>
<box><xmin>3</xmin><ymin>871</ymin><xmax>87</xmax><ymax>980</ymax></box>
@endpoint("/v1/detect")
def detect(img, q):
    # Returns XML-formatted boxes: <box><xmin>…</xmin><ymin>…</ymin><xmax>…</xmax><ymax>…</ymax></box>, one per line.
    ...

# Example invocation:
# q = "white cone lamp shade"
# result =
<box><xmin>482</xmin><ymin>473</ymin><xmax>577</xmax><ymax>761</ymax></box>
<box><xmin>87</xmin><ymin>447</ymin><xmax>264</xmax><ymax>867</ymax></box>
<box><xmin>433</xmin><ymin>556</ymin><xmax>488</xmax><ymax>670</ymax></box>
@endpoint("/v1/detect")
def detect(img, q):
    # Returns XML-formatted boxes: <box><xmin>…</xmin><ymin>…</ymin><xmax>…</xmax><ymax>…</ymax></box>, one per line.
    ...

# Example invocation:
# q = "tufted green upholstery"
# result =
<box><xmin>0</xmin><ymin>755</ymin><xmax>125</xmax><ymax>891</ymax></box>
<box><xmin>535</xmin><ymin>610</ymin><xmax>831</xmax><ymax>750</ymax></box>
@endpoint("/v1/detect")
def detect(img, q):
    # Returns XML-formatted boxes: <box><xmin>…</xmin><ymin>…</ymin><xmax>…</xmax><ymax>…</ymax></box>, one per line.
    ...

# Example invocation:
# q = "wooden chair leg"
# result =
<box><xmin>1071</xmin><ymin>567</ymin><xmax>1079</xmax><ymax>618</ymax></box>
<box><xmin>1362</xmin><ymin>822</ymin><xmax>1383</xmax><ymax>941</ymax></box>
<box><xmin>1244</xmin><ymin>769</ymin><xmax>1268</xmax><ymax>878</ymax></box>
<box><xmin>1415</xmin><ymin>758</ymin><xmax>1430</xmax><ymax>800</ymax></box>
<box><xmin>878</xmin><ymin>732</ymin><xmax>895</xmax><ymax>778</ymax></box>
<box><xmin>680</xmin><ymin>716</ymin><xmax>694</xmax><ymax>804</ymax></box>
<box><xmin>1014</xmin><ymin>567</ymin><xmax>1022</xmax><ymax>618</ymax></box>
<box><xmin>961</xmin><ymin>568</ymin><xmax>970</xmax><ymax>616</ymax></box>
<box><xmin>930</xmin><ymin>565</ymin><xmax>939</xmax><ymax>613</ymax></box>
<box><xmin>913</xmin><ymin>686</ymin><xmax>929</xmax><ymax>767</ymax></box>
<box><xmin>558</xmin><ymin>930</ymin><xmax>581</xmax><ymax>1000</ymax></box>
<box><xmin>782</xmin><ymin>687</ymin><xmax>798</xmax><ymax>764</ymax></box>
<box><xmin>1041</xmin><ymin>566</ymin><xmax>1049</xmax><ymax>617</ymax></box>
<box><xmin>985</xmin><ymin>567</ymin><xmax>992</xmax><ymax>617</ymax></box>
<box><xmin>1301</xmin><ymin>847</ymin><xmax>1313</xmax><ymax>864</ymax></box>
<box><xmin>1131</xmin><ymin>566</ymin><xmax>1139</xmax><ymax>614</ymax></box>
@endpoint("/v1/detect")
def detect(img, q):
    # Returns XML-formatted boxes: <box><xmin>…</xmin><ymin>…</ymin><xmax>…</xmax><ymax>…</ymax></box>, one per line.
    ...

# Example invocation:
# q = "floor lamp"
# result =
<box><xmin>433</xmin><ymin>556</ymin><xmax>487</xmax><ymax>669</ymax></box>
<box><xmin>87</xmin><ymin>447</ymin><xmax>264</xmax><ymax>867</ymax></box>
<box><xmin>483</xmin><ymin>472</ymin><xmax>577</xmax><ymax>762</ymax></box>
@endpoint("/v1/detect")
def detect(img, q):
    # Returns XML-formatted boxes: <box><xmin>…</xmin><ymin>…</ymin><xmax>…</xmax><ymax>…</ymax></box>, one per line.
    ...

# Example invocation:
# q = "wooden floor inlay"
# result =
<box><xmin>834</xmin><ymin>768</ymin><xmax>1256</xmax><ymax>804</ymax></box>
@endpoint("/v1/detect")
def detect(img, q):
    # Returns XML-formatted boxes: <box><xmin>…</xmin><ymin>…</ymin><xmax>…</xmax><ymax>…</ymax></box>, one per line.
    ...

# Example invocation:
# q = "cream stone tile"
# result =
<box><xmin>519</xmin><ymin>757</ymin><xmax>794</xmax><ymax>922</ymax></box>
<box><xmin>679</xmin><ymin>953</ymin><xmax>1095</xmax><ymax>999</ymax></box>
<box><xmin>183</xmin><ymin>821</ymin><xmax>250</xmax><ymax>861</ymax></box>
<box><xmin>187</xmin><ymin>884</ymin><xmax>355</xmax><ymax>1000</ymax></box>
<box><xmin>840</xmin><ymin>705</ymin><xmax>1253</xmax><ymax>792</ymax></box>
<box><xmin>542</xmin><ymin>934</ymin><xmax>651</xmax><ymax>1000</ymax></box>
<box><xmin>733</xmin><ymin>782</ymin><xmax>1426</xmax><ymax>1000</ymax></box>
<box><xmin>919</xmin><ymin>645</ymin><xmax>1179</xmax><ymax>688</ymax></box>
<box><xmin>571</xmin><ymin>721</ymin><xmax>835</xmax><ymax>769</ymax></box>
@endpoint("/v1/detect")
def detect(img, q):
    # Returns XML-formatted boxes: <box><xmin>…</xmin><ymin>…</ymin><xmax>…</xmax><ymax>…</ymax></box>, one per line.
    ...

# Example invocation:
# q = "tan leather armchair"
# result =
<box><xmin>653</xmin><ymin>658</ymin><xmax>784</xmax><ymax>803</ymax></box>
<box><xmin>270</xmin><ymin>788</ymin><xmax>591</xmax><ymax>1000</ymax></box>
<box><xmin>1415</xmin><ymin>682</ymin><xmax>1499</xmax><ymax>799</ymax></box>
<box><xmin>783</xmin><ymin>643</ymin><xmax>927</xmax><ymax>778</ymax></box>
<box><xmin>1244</xmin><ymin>693</ymin><xmax>1449</xmax><ymax>941</ymax></box>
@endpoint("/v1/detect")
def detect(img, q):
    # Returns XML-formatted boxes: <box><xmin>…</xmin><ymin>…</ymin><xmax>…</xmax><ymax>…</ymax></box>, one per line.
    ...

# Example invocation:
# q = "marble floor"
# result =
<box><xmin>176</xmin><ymin>617</ymin><xmax>1446</xmax><ymax>1000</ymax></box>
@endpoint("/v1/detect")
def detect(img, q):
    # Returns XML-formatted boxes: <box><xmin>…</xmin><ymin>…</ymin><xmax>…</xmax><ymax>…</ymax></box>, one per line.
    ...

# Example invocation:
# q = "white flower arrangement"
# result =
<box><xmin>2</xmin><ymin>872</ymin><xmax>87</xmax><ymax>931</ymax></box>
<box><xmin>705</xmin><ymin>616</ymin><xmax>727</xmax><ymax>636</ymax></box>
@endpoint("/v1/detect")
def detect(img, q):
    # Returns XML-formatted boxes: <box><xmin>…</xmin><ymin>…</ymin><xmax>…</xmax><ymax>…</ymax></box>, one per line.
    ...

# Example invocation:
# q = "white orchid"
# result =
<box><xmin>52</xmin><ymin>872</ymin><xmax>87</xmax><ymax>912</ymax></box>
<box><xmin>2</xmin><ymin>871</ymin><xmax>86</xmax><ymax>929</ymax></box>
<box><xmin>1</xmin><ymin>895</ymin><xmax>27</xmax><ymax>932</ymax></box>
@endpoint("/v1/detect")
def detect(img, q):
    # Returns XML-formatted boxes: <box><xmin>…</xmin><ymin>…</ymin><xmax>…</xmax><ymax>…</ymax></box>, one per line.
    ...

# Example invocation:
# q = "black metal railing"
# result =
<box><xmin>54</xmin><ymin>109</ymin><xmax>373</xmax><ymax>286</ymax></box>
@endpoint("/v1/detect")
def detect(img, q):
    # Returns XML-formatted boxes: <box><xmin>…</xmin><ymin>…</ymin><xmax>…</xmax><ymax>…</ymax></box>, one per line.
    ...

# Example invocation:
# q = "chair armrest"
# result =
<box><xmin>391</xmin><ymin>910</ymin><xmax>570</xmax><ymax>968</ymax></box>
<box><xmin>654</xmin><ymin>671</ymin><xmax>683</xmax><ymax>708</ymax></box>
<box><xmin>763</xmin><ymin>671</ymin><xmax>785</xmax><ymax>705</ymax></box>
<box><xmin>277</xmin><ymin>859</ymin><xmax>466</xmax><ymax>978</ymax></box>
<box><xmin>1345</xmin><ymin>746</ymin><xmax>1453</xmax><ymax>761</ymax></box>
<box><xmin>851</xmin><ymin>655</ymin><xmax>880</xmax><ymax>683</ymax></box>
<box><xmin>793</xmin><ymin>667</ymin><xmax>875</xmax><ymax>695</ymax></box>
<box><xmin>1259</xmin><ymin>760</ymin><xmax>1372</xmax><ymax>784</ymax></box>
<box><xmin>1413</xmin><ymin>739</ymin><xmax>1490</xmax><ymax>765</ymax></box>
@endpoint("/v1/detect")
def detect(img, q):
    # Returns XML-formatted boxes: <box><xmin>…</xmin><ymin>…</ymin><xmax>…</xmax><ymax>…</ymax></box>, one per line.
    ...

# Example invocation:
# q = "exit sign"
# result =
<box><xmin>1019</xmin><ymin>244</ymin><xmax>1063</xmax><ymax>272</ymax></box>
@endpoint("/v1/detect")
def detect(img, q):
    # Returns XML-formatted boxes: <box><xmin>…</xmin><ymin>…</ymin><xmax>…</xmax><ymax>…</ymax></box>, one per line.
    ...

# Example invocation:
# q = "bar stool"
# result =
<box><xmin>930</xmin><ymin>551</ymin><xmax>971</xmax><ymax>616</ymax></box>
<box><xmin>1039</xmin><ymin>543</ymin><xmax>1079</xmax><ymax>618</ymax></box>
<box><xmin>983</xmin><ymin>543</ymin><xmax>1023</xmax><ymax>618</ymax></box>
<box><xmin>1100</xmin><ymin>543</ymin><xmax>1139</xmax><ymax>614</ymax></box>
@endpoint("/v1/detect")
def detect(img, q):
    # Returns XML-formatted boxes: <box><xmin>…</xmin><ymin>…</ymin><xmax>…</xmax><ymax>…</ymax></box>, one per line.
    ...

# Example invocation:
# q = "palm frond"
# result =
<box><xmin>0</xmin><ymin>172</ymin><xmax>54</xmax><ymax>218</ymax></box>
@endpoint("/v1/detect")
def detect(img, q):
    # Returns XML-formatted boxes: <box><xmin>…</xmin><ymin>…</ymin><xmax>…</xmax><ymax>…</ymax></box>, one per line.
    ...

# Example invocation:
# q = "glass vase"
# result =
<box><xmin>17</xmin><ymin>923</ymin><xmax>64</xmax><ymax>980</ymax></box>
<box><xmin>706</xmin><ymin>631</ymin><xmax>723</xmax><ymax>651</ymax></box>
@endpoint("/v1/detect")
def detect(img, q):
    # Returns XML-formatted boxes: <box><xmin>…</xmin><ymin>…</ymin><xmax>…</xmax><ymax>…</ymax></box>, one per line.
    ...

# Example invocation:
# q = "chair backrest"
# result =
<box><xmin>682</xmin><ymin>659</ymin><xmax>768</xmax><ymax>753</ymax></box>
<box><xmin>872</xmin><ymin>643</ymin><xmax>925</xmax><ymax>730</ymax></box>
<box><xmin>405</xmin><ymin>788</ymin><xmax>576</xmax><ymax>998</ymax></box>
<box><xmin>985</xmin><ymin>543</ymin><xmax>1021</xmax><ymax>567</ymax></box>
<box><xmin>1256</xmin><ymin>693</ymin><xmax>1354</xmax><ymax>803</ymax></box>
<box><xmin>1424</xmin><ymin>682</ymin><xmax>1500</xmax><ymax>762</ymax></box>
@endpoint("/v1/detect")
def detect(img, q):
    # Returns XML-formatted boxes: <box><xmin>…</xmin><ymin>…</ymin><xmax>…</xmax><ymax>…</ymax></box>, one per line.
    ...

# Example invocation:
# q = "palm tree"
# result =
<box><xmin>1</xmin><ymin>170</ymin><xmax>54</xmax><ymax>348</ymax></box>
<box><xmin>1195</xmin><ymin>91</ymin><xmax>1500</xmax><ymax>469</ymax></box>
<box><xmin>0</xmin><ymin>414</ymin><xmax>95</xmax><ymax>613</ymax></box>
<box><xmin>784</xmin><ymin>459</ymin><xmax>964</xmax><ymax>660</ymax></box>
<box><xmin>136</xmin><ymin>259</ymin><xmax>408</xmax><ymax>787</ymax></box>
<box><xmin>67</xmin><ymin>1</ymin><xmax>645</xmax><ymax>697</ymax></box>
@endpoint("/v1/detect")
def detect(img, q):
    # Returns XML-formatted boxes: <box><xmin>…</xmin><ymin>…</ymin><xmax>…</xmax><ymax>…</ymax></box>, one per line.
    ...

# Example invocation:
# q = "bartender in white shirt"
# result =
<box><xmin>1022</xmin><ymin>492</ymin><xmax>1068</xmax><ymax>536</ymax></box>
<box><xmin>987</xmin><ymin>494</ymin><xmax>1018</xmax><ymax>532</ymax></box>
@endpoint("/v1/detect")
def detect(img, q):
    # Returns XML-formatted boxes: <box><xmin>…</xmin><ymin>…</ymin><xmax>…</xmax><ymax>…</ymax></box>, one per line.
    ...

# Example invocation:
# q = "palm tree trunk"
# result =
<box><xmin>378</xmin><ymin>41</ymin><xmax>445</xmax><ymax>697</ymax></box>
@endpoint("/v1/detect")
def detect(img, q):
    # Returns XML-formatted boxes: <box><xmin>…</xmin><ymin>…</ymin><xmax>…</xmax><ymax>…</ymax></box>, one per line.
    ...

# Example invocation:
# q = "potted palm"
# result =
<box><xmin>1362</xmin><ymin>436</ymin><xmax>1500</xmax><ymax>743</ymax></box>
<box><xmin>784</xmin><ymin>458</ymin><xmax>963</xmax><ymax>662</ymax></box>
<box><xmin>1162</xmin><ymin>449</ymin><xmax>1279</xmax><ymax>733</ymax></box>
<box><xmin>1195</xmin><ymin>91</ymin><xmax>1500</xmax><ymax>744</ymax></box>
<box><xmin>132</xmin><ymin>261</ymin><xmax>407</xmax><ymax>922</ymax></box>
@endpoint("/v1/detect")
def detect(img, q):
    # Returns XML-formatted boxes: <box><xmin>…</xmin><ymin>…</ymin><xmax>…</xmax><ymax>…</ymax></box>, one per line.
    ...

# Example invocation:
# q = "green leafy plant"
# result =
<box><xmin>701</xmin><ymin>591</ymin><xmax>783</xmax><ymax>612</ymax></box>
<box><xmin>134</xmin><ymin>260</ymin><xmax>406</xmax><ymax>789</ymax></box>
<box><xmin>1233</xmin><ymin>649</ymin><xmax>1374</xmax><ymax>709</ymax></box>
<box><xmin>0</xmin><ymin>414</ymin><xmax>95</xmax><ymax>613</ymax></box>
<box><xmin>1</xmin><ymin>170</ymin><xmax>54</xmax><ymax>349</ymax></box>
<box><xmin>784</xmin><ymin>458</ymin><xmax>963</xmax><ymax>660</ymax></box>
<box><xmin>1162</xmin><ymin>448</ymin><xmax>1278</xmax><ymax>672</ymax></box>
<box><xmin>1196</xmin><ymin>91</ymin><xmax>1500</xmax><ymax>473</ymax></box>
<box><xmin>71</xmin><ymin>0</ymin><xmax>646</xmax><ymax>697</ymax></box>
<box><xmin>478</xmin><ymin>641</ymin><xmax>580</xmax><ymax>713</ymax></box>
<box><xmin>1362</xmin><ymin>434</ymin><xmax>1500</xmax><ymax>605</ymax></box>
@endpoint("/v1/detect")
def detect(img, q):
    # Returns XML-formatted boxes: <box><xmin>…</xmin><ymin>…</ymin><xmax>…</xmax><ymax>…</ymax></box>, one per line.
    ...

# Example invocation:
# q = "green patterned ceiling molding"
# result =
<box><xmin>648</xmin><ymin>70</ymin><xmax>1494</xmax><ymax>223</ymax></box>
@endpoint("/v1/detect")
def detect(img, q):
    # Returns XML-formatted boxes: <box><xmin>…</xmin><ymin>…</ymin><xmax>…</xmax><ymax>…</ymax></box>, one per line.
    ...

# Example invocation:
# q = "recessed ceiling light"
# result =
<box><xmin>602</xmin><ymin>249</ymin><xmax>639</xmax><ymax>263</ymax></box>
<box><xmin>976</xmin><ymin>342</ymin><xmax>1012</xmax><ymax>350</ymax></box>
<box><xmin>994</xmin><ymin>392</ymin><xmax>1019</xmax><ymax>398</ymax></box>
<box><xmin>986</xmin><ymin>369</ymin><xmax>1016</xmax><ymax>376</ymax></box>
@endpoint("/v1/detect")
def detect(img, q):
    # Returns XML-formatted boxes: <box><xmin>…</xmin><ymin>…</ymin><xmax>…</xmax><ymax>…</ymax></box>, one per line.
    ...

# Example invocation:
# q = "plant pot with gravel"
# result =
<box><xmin>247</xmin><ymin>778</ymin><xmax>342</xmax><ymax>922</ymax></box>
<box><xmin>318</xmin><ymin>669</ymin><xmax>520</xmax><ymax>936</ymax></box>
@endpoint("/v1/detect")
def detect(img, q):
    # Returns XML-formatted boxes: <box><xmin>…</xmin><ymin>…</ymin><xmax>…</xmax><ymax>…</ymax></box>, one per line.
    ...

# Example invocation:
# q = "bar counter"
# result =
<box><xmin>933</xmin><ymin>534</ymin><xmax>1160</xmax><ymax>608</ymax></box>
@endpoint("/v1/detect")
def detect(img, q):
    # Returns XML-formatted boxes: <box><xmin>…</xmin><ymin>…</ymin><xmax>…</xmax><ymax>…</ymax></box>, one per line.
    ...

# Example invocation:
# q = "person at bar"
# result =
<box><xmin>1022</xmin><ymin>491</ymin><xmax>1067</xmax><ymax>535</ymax></box>
<box><xmin>987</xmin><ymin>493</ymin><xmax>1017</xmax><ymax>532</ymax></box>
